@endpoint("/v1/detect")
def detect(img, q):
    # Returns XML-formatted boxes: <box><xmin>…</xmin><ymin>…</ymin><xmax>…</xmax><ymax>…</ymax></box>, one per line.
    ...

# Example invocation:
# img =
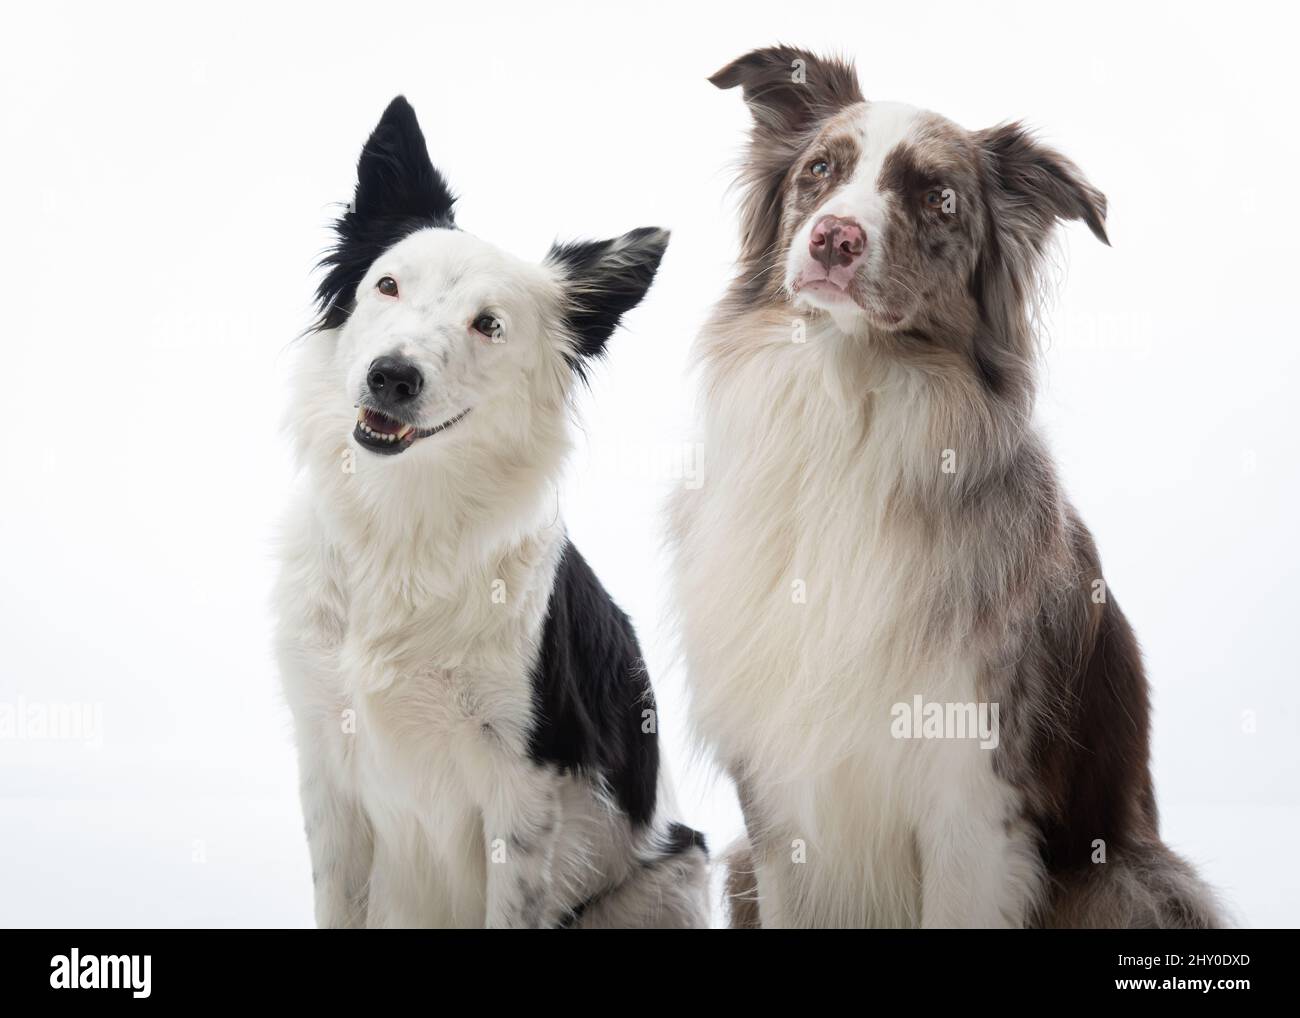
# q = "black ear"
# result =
<box><xmin>979</xmin><ymin>122</ymin><xmax>1109</xmax><ymax>250</ymax></box>
<box><xmin>546</xmin><ymin>227</ymin><xmax>670</xmax><ymax>375</ymax></box>
<box><xmin>710</xmin><ymin>46</ymin><xmax>863</xmax><ymax>137</ymax></box>
<box><xmin>314</xmin><ymin>96</ymin><xmax>457</xmax><ymax>330</ymax></box>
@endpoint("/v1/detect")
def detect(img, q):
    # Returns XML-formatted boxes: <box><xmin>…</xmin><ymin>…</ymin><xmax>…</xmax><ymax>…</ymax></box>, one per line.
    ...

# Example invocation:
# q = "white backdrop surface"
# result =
<box><xmin>1</xmin><ymin>0</ymin><xmax>1296</xmax><ymax>927</ymax></box>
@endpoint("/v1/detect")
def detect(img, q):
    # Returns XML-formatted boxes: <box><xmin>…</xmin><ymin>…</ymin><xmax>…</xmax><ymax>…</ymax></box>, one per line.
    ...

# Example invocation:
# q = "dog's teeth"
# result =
<box><xmin>397</xmin><ymin>425</ymin><xmax>413</xmax><ymax>440</ymax></box>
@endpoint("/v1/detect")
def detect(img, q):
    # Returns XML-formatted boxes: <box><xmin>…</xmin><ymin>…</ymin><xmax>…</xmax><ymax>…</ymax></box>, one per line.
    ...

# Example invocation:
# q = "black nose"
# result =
<box><xmin>366</xmin><ymin>356</ymin><xmax>423</xmax><ymax>405</ymax></box>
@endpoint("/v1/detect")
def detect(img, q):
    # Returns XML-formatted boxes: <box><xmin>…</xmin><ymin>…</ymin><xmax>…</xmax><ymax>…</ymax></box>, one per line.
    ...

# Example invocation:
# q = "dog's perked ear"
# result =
<box><xmin>545</xmin><ymin>227</ymin><xmax>670</xmax><ymax>378</ymax></box>
<box><xmin>978</xmin><ymin>122</ymin><xmax>1109</xmax><ymax>254</ymax></box>
<box><xmin>709</xmin><ymin>45</ymin><xmax>863</xmax><ymax>137</ymax></box>
<box><xmin>314</xmin><ymin>96</ymin><xmax>458</xmax><ymax>331</ymax></box>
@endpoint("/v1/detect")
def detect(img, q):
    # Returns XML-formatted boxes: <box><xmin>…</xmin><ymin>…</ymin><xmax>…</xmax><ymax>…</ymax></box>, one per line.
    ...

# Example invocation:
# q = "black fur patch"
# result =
<box><xmin>314</xmin><ymin>96</ymin><xmax>457</xmax><ymax>331</ymax></box>
<box><xmin>663</xmin><ymin>822</ymin><xmax>708</xmax><ymax>857</ymax></box>
<box><xmin>545</xmin><ymin>228</ymin><xmax>669</xmax><ymax>380</ymax></box>
<box><xmin>527</xmin><ymin>541</ymin><xmax>659</xmax><ymax>826</ymax></box>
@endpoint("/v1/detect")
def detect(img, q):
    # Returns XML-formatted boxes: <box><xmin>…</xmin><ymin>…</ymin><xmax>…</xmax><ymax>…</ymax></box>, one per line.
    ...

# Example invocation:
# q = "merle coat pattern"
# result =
<box><xmin>670</xmin><ymin>48</ymin><xmax>1224</xmax><ymax>929</ymax></box>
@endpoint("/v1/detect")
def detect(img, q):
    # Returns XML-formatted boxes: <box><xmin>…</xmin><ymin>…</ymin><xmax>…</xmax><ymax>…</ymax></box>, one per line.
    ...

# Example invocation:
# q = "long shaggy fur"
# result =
<box><xmin>671</xmin><ymin>47</ymin><xmax>1224</xmax><ymax>928</ymax></box>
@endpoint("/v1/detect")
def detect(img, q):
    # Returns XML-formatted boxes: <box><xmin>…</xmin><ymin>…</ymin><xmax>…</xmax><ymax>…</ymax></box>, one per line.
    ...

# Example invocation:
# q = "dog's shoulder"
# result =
<box><xmin>526</xmin><ymin>539</ymin><xmax>659</xmax><ymax>826</ymax></box>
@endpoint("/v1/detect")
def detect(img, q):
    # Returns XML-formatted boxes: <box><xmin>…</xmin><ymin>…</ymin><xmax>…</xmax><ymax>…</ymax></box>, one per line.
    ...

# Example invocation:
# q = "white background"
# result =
<box><xmin>2</xmin><ymin>0</ymin><xmax>1296</xmax><ymax>927</ymax></box>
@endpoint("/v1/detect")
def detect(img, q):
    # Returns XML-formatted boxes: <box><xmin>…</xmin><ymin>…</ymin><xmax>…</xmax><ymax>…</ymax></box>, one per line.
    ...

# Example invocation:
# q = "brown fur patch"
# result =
<box><xmin>710</xmin><ymin>47</ymin><xmax>864</xmax><ymax>305</ymax></box>
<box><xmin>775</xmin><ymin>123</ymin><xmax>863</xmax><ymax>272</ymax></box>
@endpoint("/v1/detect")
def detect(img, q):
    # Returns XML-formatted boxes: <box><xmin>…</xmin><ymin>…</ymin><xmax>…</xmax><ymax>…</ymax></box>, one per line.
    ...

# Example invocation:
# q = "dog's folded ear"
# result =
<box><xmin>545</xmin><ymin>227</ymin><xmax>670</xmax><ymax>375</ymax></box>
<box><xmin>973</xmin><ymin>124</ymin><xmax>1108</xmax><ymax>360</ymax></box>
<box><xmin>979</xmin><ymin>122</ymin><xmax>1109</xmax><ymax>250</ymax></box>
<box><xmin>314</xmin><ymin>96</ymin><xmax>457</xmax><ymax>331</ymax></box>
<box><xmin>710</xmin><ymin>48</ymin><xmax>861</xmax><ymax>282</ymax></box>
<box><xmin>710</xmin><ymin>46</ymin><xmax>863</xmax><ymax>137</ymax></box>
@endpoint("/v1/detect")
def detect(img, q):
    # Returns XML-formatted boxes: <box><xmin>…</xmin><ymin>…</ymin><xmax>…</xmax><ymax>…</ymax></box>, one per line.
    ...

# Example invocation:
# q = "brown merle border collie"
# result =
<box><xmin>668</xmin><ymin>47</ymin><xmax>1225</xmax><ymax>928</ymax></box>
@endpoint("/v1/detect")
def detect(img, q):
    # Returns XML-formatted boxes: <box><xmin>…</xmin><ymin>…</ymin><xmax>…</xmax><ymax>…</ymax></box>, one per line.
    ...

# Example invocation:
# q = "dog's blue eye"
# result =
<box><xmin>377</xmin><ymin>276</ymin><xmax>398</xmax><ymax>297</ymax></box>
<box><xmin>472</xmin><ymin>313</ymin><xmax>501</xmax><ymax>339</ymax></box>
<box><xmin>810</xmin><ymin>160</ymin><xmax>830</xmax><ymax>178</ymax></box>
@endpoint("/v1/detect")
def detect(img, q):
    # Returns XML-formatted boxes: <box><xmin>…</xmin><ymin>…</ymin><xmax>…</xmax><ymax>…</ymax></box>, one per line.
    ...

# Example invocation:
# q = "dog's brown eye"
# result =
<box><xmin>924</xmin><ymin>189</ymin><xmax>945</xmax><ymax>208</ymax></box>
<box><xmin>377</xmin><ymin>276</ymin><xmax>399</xmax><ymax>297</ymax></box>
<box><xmin>809</xmin><ymin>160</ymin><xmax>831</xmax><ymax>179</ymax></box>
<box><xmin>471</xmin><ymin>313</ymin><xmax>501</xmax><ymax>338</ymax></box>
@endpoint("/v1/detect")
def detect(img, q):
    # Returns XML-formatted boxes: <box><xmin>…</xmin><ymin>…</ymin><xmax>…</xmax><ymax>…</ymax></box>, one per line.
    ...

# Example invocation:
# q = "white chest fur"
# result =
<box><xmin>670</xmin><ymin>322</ymin><xmax>1028</xmax><ymax>926</ymax></box>
<box><xmin>673</xmin><ymin>328</ymin><xmax>951</xmax><ymax>769</ymax></box>
<box><xmin>275</xmin><ymin>493</ymin><xmax>563</xmax><ymax>924</ymax></box>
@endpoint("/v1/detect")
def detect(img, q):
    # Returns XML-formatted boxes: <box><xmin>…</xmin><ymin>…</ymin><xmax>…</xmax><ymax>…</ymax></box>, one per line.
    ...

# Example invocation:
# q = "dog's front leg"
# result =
<box><xmin>297</xmin><ymin>743</ymin><xmax>374</xmax><ymax>929</ymax></box>
<box><xmin>481</xmin><ymin>775</ymin><xmax>565</xmax><ymax>929</ymax></box>
<box><xmin>917</xmin><ymin>748</ymin><xmax>1043</xmax><ymax>928</ymax></box>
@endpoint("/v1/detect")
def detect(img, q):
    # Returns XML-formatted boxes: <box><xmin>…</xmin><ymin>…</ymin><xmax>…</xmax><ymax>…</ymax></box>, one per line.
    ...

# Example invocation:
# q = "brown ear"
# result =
<box><xmin>971</xmin><ymin>124</ymin><xmax>1109</xmax><ymax>380</ymax></box>
<box><xmin>710</xmin><ymin>46</ymin><xmax>863</xmax><ymax>137</ymax></box>
<box><xmin>710</xmin><ymin>48</ymin><xmax>863</xmax><ymax>290</ymax></box>
<box><xmin>979</xmin><ymin>122</ymin><xmax>1109</xmax><ymax>249</ymax></box>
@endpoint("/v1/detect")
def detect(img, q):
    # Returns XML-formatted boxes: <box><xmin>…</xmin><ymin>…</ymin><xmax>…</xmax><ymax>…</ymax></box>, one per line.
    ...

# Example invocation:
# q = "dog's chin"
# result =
<box><xmin>793</xmin><ymin>278</ymin><xmax>859</xmax><ymax>311</ymax></box>
<box><xmin>352</xmin><ymin>405</ymin><xmax>471</xmax><ymax>457</ymax></box>
<box><xmin>792</xmin><ymin>278</ymin><xmax>907</xmax><ymax>331</ymax></box>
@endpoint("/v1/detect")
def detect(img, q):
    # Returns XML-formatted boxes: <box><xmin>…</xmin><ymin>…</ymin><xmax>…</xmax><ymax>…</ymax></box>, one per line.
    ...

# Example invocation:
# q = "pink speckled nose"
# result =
<box><xmin>809</xmin><ymin>215</ymin><xmax>865</xmax><ymax>270</ymax></box>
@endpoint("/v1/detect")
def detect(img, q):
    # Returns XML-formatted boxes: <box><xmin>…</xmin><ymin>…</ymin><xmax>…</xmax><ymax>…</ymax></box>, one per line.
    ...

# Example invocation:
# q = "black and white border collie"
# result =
<box><xmin>669</xmin><ymin>47</ymin><xmax>1224</xmax><ymax>928</ymax></box>
<box><xmin>276</xmin><ymin>97</ymin><xmax>708</xmax><ymax>928</ymax></box>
